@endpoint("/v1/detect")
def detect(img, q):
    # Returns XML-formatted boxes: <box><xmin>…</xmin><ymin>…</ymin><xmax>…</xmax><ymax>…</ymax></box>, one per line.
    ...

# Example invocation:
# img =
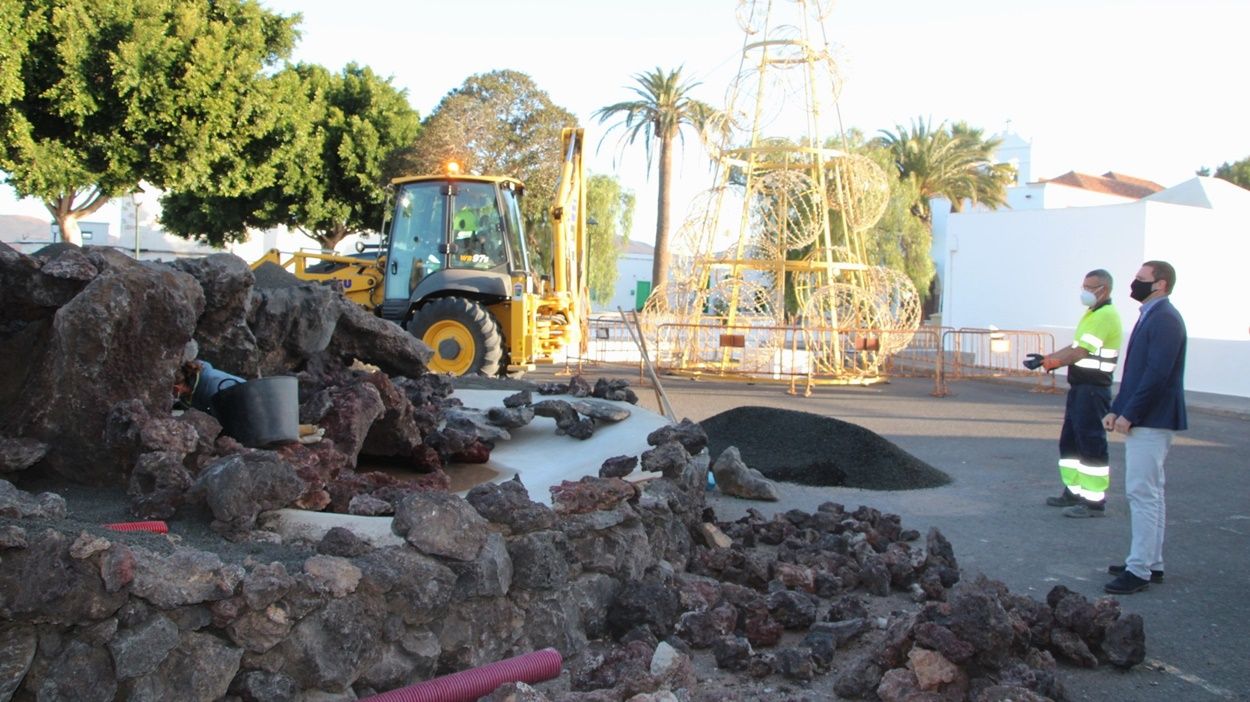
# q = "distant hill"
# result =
<box><xmin>0</xmin><ymin>214</ymin><xmax>54</xmax><ymax>246</ymax></box>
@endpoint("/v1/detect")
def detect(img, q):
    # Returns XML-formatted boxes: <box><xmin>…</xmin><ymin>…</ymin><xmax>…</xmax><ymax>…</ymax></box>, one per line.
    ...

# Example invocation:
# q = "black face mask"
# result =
<box><xmin>1129</xmin><ymin>278</ymin><xmax>1155</xmax><ymax>302</ymax></box>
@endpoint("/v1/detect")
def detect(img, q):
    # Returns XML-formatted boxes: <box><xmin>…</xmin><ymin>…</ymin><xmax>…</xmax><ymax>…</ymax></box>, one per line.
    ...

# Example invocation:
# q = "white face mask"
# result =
<box><xmin>1080</xmin><ymin>290</ymin><xmax>1098</xmax><ymax>307</ymax></box>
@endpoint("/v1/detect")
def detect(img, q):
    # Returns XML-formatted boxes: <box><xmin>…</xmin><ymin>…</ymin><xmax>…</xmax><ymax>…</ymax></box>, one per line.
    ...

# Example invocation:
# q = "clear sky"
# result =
<box><xmin>5</xmin><ymin>0</ymin><xmax>1248</xmax><ymax>242</ymax></box>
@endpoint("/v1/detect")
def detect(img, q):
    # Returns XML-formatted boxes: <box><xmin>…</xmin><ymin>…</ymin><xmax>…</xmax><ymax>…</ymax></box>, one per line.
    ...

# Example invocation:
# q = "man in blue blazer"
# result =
<box><xmin>1102</xmin><ymin>260</ymin><xmax>1187</xmax><ymax>595</ymax></box>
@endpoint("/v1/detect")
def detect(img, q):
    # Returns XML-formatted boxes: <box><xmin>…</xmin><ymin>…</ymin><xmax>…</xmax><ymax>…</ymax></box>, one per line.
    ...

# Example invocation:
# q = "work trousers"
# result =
<box><xmin>1124</xmin><ymin>427</ymin><xmax>1174</xmax><ymax>580</ymax></box>
<box><xmin>1057</xmin><ymin>384</ymin><xmax>1111</xmax><ymax>502</ymax></box>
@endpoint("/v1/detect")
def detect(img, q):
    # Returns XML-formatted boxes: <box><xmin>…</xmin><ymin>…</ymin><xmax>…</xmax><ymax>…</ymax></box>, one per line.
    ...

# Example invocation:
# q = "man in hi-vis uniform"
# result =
<box><xmin>1024</xmin><ymin>268</ymin><xmax>1122</xmax><ymax>518</ymax></box>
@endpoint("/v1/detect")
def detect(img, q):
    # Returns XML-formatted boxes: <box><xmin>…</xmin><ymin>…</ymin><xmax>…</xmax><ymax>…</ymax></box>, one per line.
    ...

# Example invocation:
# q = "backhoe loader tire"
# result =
<box><xmin>408</xmin><ymin>297</ymin><xmax>503</xmax><ymax>376</ymax></box>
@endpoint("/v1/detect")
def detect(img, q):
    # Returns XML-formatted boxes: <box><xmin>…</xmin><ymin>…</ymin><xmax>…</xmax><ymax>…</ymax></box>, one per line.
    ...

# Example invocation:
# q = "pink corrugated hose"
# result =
<box><xmin>103</xmin><ymin>521</ymin><xmax>169</xmax><ymax>534</ymax></box>
<box><xmin>361</xmin><ymin>648</ymin><xmax>563</xmax><ymax>702</ymax></box>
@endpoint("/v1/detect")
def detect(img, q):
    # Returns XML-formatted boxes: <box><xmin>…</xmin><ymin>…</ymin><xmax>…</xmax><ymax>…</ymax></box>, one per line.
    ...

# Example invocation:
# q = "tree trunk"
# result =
<box><xmin>315</xmin><ymin>223</ymin><xmax>350</xmax><ymax>253</ymax></box>
<box><xmin>55</xmin><ymin>213</ymin><xmax>82</xmax><ymax>245</ymax></box>
<box><xmin>45</xmin><ymin>190</ymin><xmax>110</xmax><ymax>246</ymax></box>
<box><xmin>651</xmin><ymin>129</ymin><xmax>675</xmax><ymax>299</ymax></box>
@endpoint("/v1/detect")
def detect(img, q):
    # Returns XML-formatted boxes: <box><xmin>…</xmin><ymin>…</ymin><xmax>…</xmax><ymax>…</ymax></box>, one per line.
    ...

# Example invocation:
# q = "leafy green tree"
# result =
<box><xmin>874</xmin><ymin>118</ymin><xmax>1015</xmax><ymax>223</ymax></box>
<box><xmin>1204</xmin><ymin>156</ymin><xmax>1250</xmax><ymax>190</ymax></box>
<box><xmin>585</xmin><ymin>174</ymin><xmax>635</xmax><ymax>305</ymax></box>
<box><xmin>160</xmin><ymin>63</ymin><xmax>419</xmax><ymax>251</ymax></box>
<box><xmin>595</xmin><ymin>67</ymin><xmax>717</xmax><ymax>297</ymax></box>
<box><xmin>392</xmin><ymin>70</ymin><xmax>576</xmax><ymax>269</ymax></box>
<box><xmin>0</xmin><ymin>0</ymin><xmax>298</xmax><ymax>243</ymax></box>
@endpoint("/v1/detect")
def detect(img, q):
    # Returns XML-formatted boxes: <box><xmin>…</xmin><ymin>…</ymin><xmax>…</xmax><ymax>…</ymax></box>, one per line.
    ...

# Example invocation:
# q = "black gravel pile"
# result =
<box><xmin>252</xmin><ymin>261</ymin><xmax>303</xmax><ymax>289</ymax></box>
<box><xmin>701</xmin><ymin>406</ymin><xmax>950</xmax><ymax>490</ymax></box>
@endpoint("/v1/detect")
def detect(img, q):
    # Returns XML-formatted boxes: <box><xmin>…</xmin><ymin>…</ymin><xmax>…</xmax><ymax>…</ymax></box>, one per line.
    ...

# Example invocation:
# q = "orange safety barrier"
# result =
<box><xmin>934</xmin><ymin>328</ymin><xmax>1059</xmax><ymax>397</ymax></box>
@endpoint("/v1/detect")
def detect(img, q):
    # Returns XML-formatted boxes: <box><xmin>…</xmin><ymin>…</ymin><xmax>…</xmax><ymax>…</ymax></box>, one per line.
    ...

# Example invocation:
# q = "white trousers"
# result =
<box><xmin>1124</xmin><ymin>427</ymin><xmax>1174</xmax><ymax>580</ymax></box>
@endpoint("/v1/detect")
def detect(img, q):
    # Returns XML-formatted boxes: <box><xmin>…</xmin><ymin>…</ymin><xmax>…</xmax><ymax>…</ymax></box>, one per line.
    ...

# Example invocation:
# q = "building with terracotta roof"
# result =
<box><xmin>939</xmin><ymin>176</ymin><xmax>1249</xmax><ymax>398</ymax></box>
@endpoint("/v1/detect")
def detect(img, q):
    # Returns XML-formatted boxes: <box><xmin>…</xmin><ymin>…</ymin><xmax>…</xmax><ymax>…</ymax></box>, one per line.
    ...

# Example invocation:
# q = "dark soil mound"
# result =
<box><xmin>701</xmin><ymin>406</ymin><xmax>950</xmax><ymax>490</ymax></box>
<box><xmin>252</xmin><ymin>261</ymin><xmax>303</xmax><ymax>289</ymax></box>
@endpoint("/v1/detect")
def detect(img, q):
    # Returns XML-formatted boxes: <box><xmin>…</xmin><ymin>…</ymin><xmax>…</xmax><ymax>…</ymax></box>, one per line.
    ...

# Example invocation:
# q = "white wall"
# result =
<box><xmin>598</xmin><ymin>252</ymin><xmax>652</xmax><ymax>313</ymax></box>
<box><xmin>1138</xmin><ymin>200</ymin><xmax>1248</xmax><ymax>397</ymax></box>
<box><xmin>942</xmin><ymin>202</ymin><xmax>1145</xmax><ymax>341</ymax></box>
<box><xmin>942</xmin><ymin>196</ymin><xmax>1250</xmax><ymax>398</ymax></box>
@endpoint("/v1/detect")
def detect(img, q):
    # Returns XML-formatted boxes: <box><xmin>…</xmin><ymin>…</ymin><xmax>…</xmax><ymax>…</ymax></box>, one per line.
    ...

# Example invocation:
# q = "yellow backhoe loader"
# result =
<box><xmin>252</xmin><ymin>127</ymin><xmax>588</xmax><ymax>376</ymax></box>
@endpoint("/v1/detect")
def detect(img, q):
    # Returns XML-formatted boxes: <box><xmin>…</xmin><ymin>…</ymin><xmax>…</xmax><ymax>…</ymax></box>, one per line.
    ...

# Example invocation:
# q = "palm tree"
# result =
<box><xmin>595</xmin><ymin>67</ymin><xmax>717</xmax><ymax>296</ymax></box>
<box><xmin>875</xmin><ymin>118</ymin><xmax>1015</xmax><ymax>222</ymax></box>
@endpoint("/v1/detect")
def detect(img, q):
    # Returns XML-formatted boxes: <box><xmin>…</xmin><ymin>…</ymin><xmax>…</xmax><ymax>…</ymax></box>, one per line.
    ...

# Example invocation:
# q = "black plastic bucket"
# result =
<box><xmin>212</xmin><ymin>375</ymin><xmax>299</xmax><ymax>448</ymax></box>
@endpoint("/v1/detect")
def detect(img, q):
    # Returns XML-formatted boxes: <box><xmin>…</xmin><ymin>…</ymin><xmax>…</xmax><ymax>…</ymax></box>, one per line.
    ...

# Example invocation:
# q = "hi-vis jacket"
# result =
<box><xmin>1067</xmin><ymin>301</ymin><xmax>1122</xmax><ymax>386</ymax></box>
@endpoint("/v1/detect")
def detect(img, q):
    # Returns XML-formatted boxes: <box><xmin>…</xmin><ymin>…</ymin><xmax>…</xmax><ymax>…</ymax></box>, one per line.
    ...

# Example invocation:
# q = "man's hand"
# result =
<box><xmin>1041</xmin><ymin>356</ymin><xmax>1063</xmax><ymax>371</ymax></box>
<box><xmin>1113</xmin><ymin>416</ymin><xmax>1133</xmax><ymax>434</ymax></box>
<box><xmin>1022</xmin><ymin>353</ymin><xmax>1044</xmax><ymax>370</ymax></box>
<box><xmin>1102</xmin><ymin>413</ymin><xmax>1117</xmax><ymax>432</ymax></box>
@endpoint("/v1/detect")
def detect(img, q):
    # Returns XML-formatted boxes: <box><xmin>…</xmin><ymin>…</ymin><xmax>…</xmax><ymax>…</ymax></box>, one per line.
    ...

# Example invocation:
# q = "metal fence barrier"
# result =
<box><xmin>934</xmin><ymin>328</ymin><xmax>1059</xmax><ymax>396</ymax></box>
<box><xmin>560</xmin><ymin>317</ymin><xmax>1061</xmax><ymax>399</ymax></box>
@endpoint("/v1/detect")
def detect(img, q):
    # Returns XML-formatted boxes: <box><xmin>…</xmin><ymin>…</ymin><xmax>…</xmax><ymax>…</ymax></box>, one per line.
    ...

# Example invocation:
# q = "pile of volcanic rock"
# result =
<box><xmin>0</xmin><ymin>244</ymin><xmax>637</xmax><ymax>537</ymax></box>
<box><xmin>0</xmin><ymin>412</ymin><xmax>1144</xmax><ymax>701</ymax></box>
<box><xmin>0</xmin><ymin>244</ymin><xmax>1147</xmax><ymax>700</ymax></box>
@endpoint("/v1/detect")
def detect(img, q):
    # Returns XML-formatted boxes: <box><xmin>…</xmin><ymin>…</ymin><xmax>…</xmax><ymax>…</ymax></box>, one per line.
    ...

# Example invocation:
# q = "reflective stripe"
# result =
<box><xmin>1099</xmin><ymin>348</ymin><xmax>1119</xmax><ymax>358</ymax></box>
<box><xmin>1074</xmin><ymin>358</ymin><xmax>1117</xmax><ymax>371</ymax></box>
<box><xmin>1083</xmin><ymin>490</ymin><xmax>1107</xmax><ymax>501</ymax></box>
<box><xmin>1080</xmin><ymin>332</ymin><xmax>1105</xmax><ymax>349</ymax></box>
<box><xmin>1058</xmin><ymin>459</ymin><xmax>1082</xmax><ymax>469</ymax></box>
<box><xmin>1077</xmin><ymin>464</ymin><xmax>1110</xmax><ymax>478</ymax></box>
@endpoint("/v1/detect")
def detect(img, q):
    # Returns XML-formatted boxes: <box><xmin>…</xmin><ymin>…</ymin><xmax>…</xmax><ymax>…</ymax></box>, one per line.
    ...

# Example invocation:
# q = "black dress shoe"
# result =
<box><xmin>1108</xmin><ymin>564</ymin><xmax>1164</xmax><ymax>583</ymax></box>
<box><xmin>1104</xmin><ymin>571</ymin><xmax>1150</xmax><ymax>595</ymax></box>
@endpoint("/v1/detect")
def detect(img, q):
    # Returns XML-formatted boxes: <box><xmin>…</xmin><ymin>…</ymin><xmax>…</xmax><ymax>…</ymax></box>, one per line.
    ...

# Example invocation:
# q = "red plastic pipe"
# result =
<box><xmin>361</xmin><ymin>648</ymin><xmax>562</xmax><ymax>702</ymax></box>
<box><xmin>103</xmin><ymin>521</ymin><xmax>169</xmax><ymax>534</ymax></box>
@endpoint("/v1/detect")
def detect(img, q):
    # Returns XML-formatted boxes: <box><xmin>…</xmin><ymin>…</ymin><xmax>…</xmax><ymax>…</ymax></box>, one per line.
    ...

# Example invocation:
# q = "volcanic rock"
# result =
<box><xmin>445</xmin><ymin>407</ymin><xmax>512</xmax><ymax>443</ymax></box>
<box><xmin>571</xmin><ymin>398</ymin><xmax>631</xmax><ymax>422</ymax></box>
<box><xmin>325</xmin><ymin>297</ymin><xmax>433</xmax><ymax>379</ymax></box>
<box><xmin>0</xmin><ymin>437</ymin><xmax>46</xmax><ymax>473</ymax></box>
<box><xmin>487</xmin><ymin>405</ymin><xmax>536</xmax><ymax>429</ymax></box>
<box><xmin>1102</xmin><ymin>612</ymin><xmax>1146</xmax><ymax>669</ymax></box>
<box><xmin>532</xmin><ymin>399</ymin><xmax>579</xmax><ymax>432</ymax></box>
<box><xmin>172</xmin><ymin>253</ymin><xmax>258</xmax><ymax>375</ymax></box>
<box><xmin>507</xmin><ymin>531</ymin><xmax>569</xmax><ymax>591</ymax></box>
<box><xmin>0</xmin><ymin>248</ymin><xmax>204</xmax><ymax>484</ymax></box>
<box><xmin>503</xmin><ymin>389</ymin><xmax>532</xmax><ymax>408</ymax></box>
<box><xmin>592</xmin><ymin>378</ymin><xmax>638</xmax><ymax>403</ymax></box>
<box><xmin>599</xmin><ymin>454</ymin><xmax>638</xmax><ymax>478</ymax></box>
<box><xmin>640</xmin><ymin>441</ymin><xmax>691</xmax><ymax>480</ymax></box>
<box><xmin>130</xmin><ymin>547</ymin><xmax>244</xmax><ymax>609</ymax></box>
<box><xmin>358</xmin><ymin>371</ymin><xmax>427</xmax><ymax>459</ymax></box>
<box><xmin>465</xmin><ymin>477</ymin><xmax>557</xmax><ymax>535</ymax></box>
<box><xmin>0</xmin><ymin>479</ymin><xmax>66</xmax><ymax>520</ymax></box>
<box><xmin>303</xmin><ymin>381</ymin><xmax>385</xmax><ymax>469</ymax></box>
<box><xmin>37</xmin><ymin>639</ymin><xmax>117</xmax><ymax>702</ymax></box>
<box><xmin>391</xmin><ymin>491</ymin><xmax>490</xmax><ymax>561</ymax></box>
<box><xmin>646</xmin><ymin>418</ymin><xmax>707</xmax><ymax>454</ymax></box>
<box><xmin>550</xmin><ymin>477</ymin><xmax>636</xmax><ymax>516</ymax></box>
<box><xmin>108</xmin><ymin>614</ymin><xmax>180</xmax><ymax>679</ymax></box>
<box><xmin>710</xmin><ymin>446</ymin><xmax>779</xmax><ymax>501</ymax></box>
<box><xmin>192</xmin><ymin>451</ymin><xmax>305</xmax><ymax>534</ymax></box>
<box><xmin>316</xmin><ymin>527</ymin><xmax>373</xmax><ymax>558</ymax></box>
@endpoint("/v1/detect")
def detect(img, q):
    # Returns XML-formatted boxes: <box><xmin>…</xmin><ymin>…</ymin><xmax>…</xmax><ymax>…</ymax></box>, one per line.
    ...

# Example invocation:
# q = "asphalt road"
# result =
<box><xmin>536</xmin><ymin>366</ymin><xmax>1250</xmax><ymax>701</ymax></box>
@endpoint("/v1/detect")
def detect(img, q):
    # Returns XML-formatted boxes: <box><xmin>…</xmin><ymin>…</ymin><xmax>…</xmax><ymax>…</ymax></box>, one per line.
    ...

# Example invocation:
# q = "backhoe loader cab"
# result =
<box><xmin>379</xmin><ymin>174</ymin><xmax>531</xmax><ymax>375</ymax></box>
<box><xmin>251</xmin><ymin>127</ymin><xmax>586</xmax><ymax>377</ymax></box>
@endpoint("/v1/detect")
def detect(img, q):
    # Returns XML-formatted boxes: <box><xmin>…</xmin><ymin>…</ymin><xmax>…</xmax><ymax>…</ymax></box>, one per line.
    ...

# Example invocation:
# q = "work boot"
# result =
<box><xmin>1108</xmin><ymin>564</ymin><xmax>1164</xmax><ymax>583</ymax></box>
<box><xmin>1062</xmin><ymin>499</ymin><xmax>1106</xmax><ymax>518</ymax></box>
<box><xmin>1045</xmin><ymin>488</ymin><xmax>1081</xmax><ymax>507</ymax></box>
<box><xmin>1104</xmin><ymin>571</ymin><xmax>1150</xmax><ymax>595</ymax></box>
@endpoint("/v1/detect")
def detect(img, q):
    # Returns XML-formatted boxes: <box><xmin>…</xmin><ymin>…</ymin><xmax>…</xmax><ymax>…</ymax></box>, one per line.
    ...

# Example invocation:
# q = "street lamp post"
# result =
<box><xmin>130</xmin><ymin>185</ymin><xmax>145</xmax><ymax>260</ymax></box>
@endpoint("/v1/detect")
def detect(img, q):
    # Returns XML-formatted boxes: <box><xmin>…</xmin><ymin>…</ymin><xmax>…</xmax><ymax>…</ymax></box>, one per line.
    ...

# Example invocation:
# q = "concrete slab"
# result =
<box><xmin>449</xmin><ymin>390</ymin><xmax>672</xmax><ymax>504</ymax></box>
